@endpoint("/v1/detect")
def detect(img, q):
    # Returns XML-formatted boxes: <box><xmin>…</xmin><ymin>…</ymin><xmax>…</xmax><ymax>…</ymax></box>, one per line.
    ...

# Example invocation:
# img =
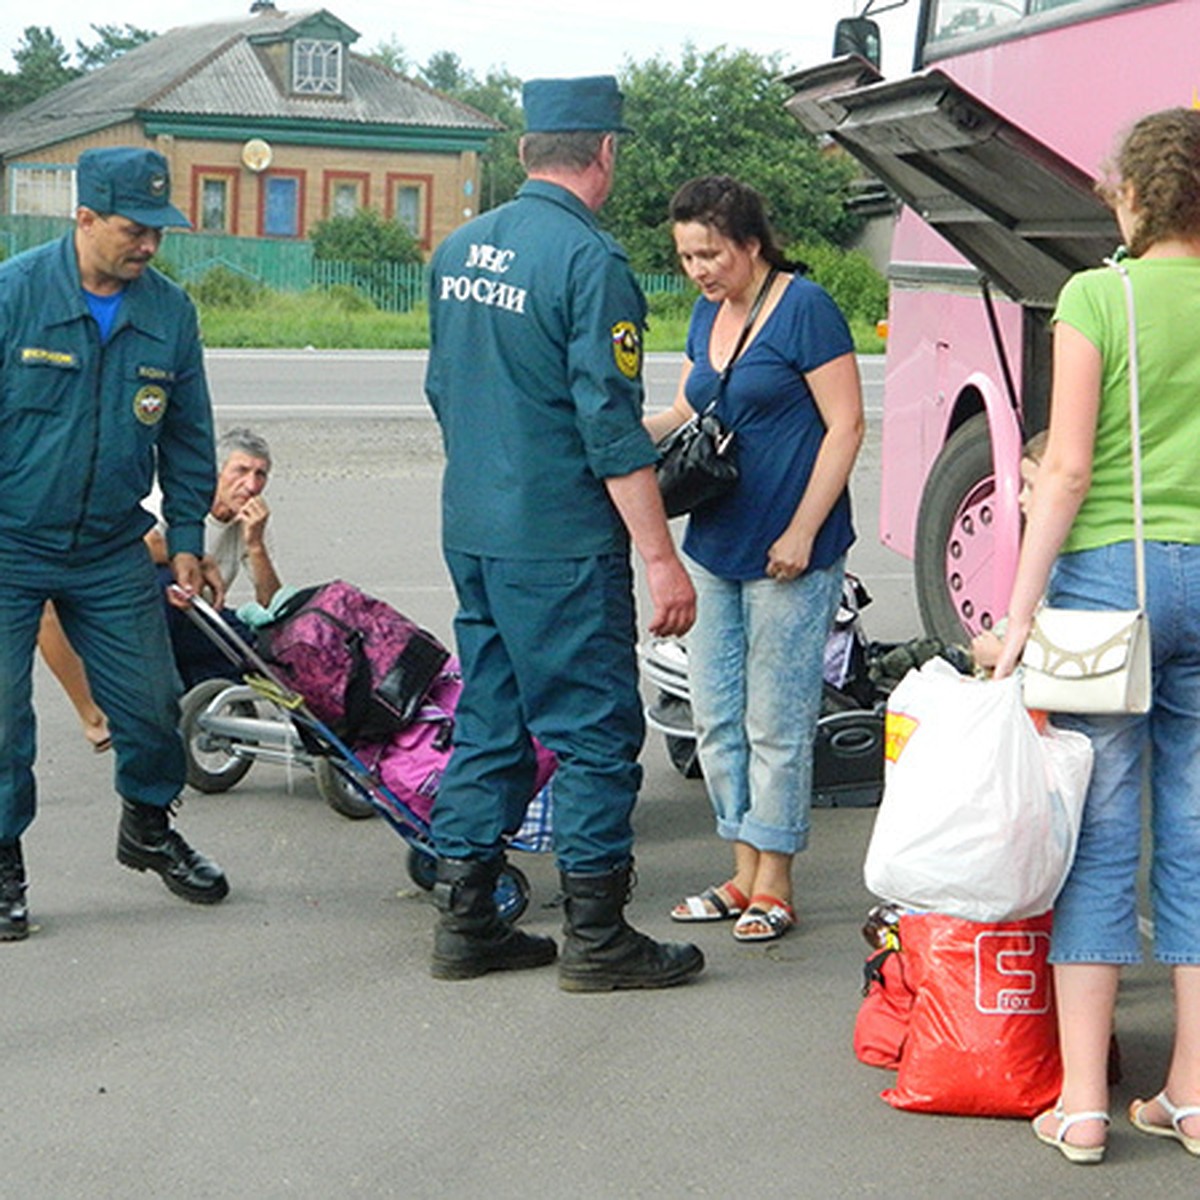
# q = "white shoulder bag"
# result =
<box><xmin>1021</xmin><ymin>261</ymin><xmax>1151</xmax><ymax>715</ymax></box>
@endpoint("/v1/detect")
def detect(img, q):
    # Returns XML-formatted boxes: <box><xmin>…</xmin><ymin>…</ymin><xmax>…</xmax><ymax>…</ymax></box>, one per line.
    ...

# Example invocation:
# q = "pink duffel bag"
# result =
<box><xmin>356</xmin><ymin>661</ymin><xmax>557</xmax><ymax>826</ymax></box>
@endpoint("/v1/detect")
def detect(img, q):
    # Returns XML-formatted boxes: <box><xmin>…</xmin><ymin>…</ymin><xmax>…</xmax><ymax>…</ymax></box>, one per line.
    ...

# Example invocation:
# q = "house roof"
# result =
<box><xmin>0</xmin><ymin>7</ymin><xmax>502</xmax><ymax>159</ymax></box>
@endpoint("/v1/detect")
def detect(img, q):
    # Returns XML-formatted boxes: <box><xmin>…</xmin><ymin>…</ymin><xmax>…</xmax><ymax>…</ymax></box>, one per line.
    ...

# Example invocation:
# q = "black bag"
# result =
<box><xmin>654</xmin><ymin>267</ymin><xmax>776</xmax><ymax>518</ymax></box>
<box><xmin>655</xmin><ymin>408</ymin><xmax>738</xmax><ymax>518</ymax></box>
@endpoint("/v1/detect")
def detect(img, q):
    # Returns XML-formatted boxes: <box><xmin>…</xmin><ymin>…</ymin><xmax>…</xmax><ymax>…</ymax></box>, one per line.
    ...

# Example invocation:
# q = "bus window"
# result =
<box><xmin>929</xmin><ymin>0</ymin><xmax>1025</xmax><ymax>43</ymax></box>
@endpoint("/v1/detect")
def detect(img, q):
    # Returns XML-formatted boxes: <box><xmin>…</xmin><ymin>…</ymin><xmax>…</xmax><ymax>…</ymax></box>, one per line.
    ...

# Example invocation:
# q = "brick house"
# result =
<box><xmin>0</xmin><ymin>4</ymin><xmax>501</xmax><ymax>253</ymax></box>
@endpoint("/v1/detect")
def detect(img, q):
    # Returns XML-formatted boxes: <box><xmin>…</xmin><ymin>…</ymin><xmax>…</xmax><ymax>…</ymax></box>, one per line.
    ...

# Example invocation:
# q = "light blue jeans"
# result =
<box><xmin>686</xmin><ymin>557</ymin><xmax>844</xmax><ymax>856</ymax></box>
<box><xmin>1046</xmin><ymin>541</ymin><xmax>1200</xmax><ymax>966</ymax></box>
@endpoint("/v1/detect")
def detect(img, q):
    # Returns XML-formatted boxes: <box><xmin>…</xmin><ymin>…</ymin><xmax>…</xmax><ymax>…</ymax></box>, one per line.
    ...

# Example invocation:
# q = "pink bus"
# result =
<box><xmin>785</xmin><ymin>0</ymin><xmax>1200</xmax><ymax>641</ymax></box>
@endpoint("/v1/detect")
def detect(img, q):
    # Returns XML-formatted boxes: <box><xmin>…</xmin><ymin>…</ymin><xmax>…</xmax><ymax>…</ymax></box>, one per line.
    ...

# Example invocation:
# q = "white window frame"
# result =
<box><xmin>293</xmin><ymin>38</ymin><xmax>343</xmax><ymax>95</ymax></box>
<box><xmin>8</xmin><ymin>163</ymin><xmax>76</xmax><ymax>216</ymax></box>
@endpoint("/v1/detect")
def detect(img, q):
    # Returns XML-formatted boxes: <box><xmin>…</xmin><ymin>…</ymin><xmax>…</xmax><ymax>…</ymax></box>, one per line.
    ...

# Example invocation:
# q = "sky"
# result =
<box><xmin>0</xmin><ymin>1</ymin><xmax>920</xmax><ymax>82</ymax></box>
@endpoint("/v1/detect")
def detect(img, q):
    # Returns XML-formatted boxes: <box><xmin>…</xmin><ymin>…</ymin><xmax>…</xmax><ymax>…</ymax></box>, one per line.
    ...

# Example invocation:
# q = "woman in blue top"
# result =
<box><xmin>647</xmin><ymin>176</ymin><xmax>864</xmax><ymax>941</ymax></box>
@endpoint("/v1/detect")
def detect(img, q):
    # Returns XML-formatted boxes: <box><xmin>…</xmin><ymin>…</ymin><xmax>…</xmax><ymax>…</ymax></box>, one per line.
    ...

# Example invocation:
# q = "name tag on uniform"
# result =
<box><xmin>20</xmin><ymin>347</ymin><xmax>79</xmax><ymax>369</ymax></box>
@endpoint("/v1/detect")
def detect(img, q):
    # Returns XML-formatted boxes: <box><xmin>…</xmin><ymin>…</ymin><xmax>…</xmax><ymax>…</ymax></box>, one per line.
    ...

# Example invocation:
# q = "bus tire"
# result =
<box><xmin>914</xmin><ymin>413</ymin><xmax>1004</xmax><ymax>644</ymax></box>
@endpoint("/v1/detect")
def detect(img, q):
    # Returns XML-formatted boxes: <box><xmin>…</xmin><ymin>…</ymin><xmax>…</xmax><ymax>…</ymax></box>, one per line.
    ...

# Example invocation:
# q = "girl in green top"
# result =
<box><xmin>994</xmin><ymin>108</ymin><xmax>1200</xmax><ymax>1166</ymax></box>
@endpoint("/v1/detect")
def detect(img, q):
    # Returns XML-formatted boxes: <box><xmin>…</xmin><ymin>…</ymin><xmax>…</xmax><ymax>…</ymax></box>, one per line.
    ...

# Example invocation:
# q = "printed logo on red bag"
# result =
<box><xmin>973</xmin><ymin>930</ymin><xmax>1052</xmax><ymax>1014</ymax></box>
<box><xmin>884</xmin><ymin>710</ymin><xmax>918</xmax><ymax>763</ymax></box>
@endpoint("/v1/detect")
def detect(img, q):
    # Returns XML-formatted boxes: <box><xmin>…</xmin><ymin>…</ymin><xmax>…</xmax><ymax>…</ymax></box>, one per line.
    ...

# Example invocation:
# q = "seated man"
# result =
<box><xmin>38</xmin><ymin>427</ymin><xmax>283</xmax><ymax>719</ymax></box>
<box><xmin>147</xmin><ymin>427</ymin><xmax>283</xmax><ymax>687</ymax></box>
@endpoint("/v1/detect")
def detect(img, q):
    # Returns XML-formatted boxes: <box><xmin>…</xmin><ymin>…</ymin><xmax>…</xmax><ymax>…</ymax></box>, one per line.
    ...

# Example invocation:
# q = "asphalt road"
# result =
<box><xmin>5</xmin><ymin>353</ymin><xmax>1182</xmax><ymax>1198</ymax></box>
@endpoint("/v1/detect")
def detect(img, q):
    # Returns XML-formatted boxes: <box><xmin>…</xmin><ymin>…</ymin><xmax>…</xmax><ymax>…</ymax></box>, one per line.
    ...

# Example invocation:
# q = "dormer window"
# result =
<box><xmin>293</xmin><ymin>38</ymin><xmax>342</xmax><ymax>94</ymax></box>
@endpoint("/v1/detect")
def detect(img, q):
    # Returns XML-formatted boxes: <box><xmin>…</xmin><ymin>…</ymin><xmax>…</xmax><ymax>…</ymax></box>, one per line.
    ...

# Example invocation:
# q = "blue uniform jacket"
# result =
<box><xmin>425</xmin><ymin>180</ymin><xmax>656</xmax><ymax>559</ymax></box>
<box><xmin>0</xmin><ymin>232</ymin><xmax>215</xmax><ymax>562</ymax></box>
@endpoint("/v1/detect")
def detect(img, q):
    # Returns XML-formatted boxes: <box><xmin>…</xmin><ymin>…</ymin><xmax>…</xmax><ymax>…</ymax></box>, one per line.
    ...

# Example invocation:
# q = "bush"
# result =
<box><xmin>790</xmin><ymin>241</ymin><xmax>888</xmax><ymax>327</ymax></box>
<box><xmin>311</xmin><ymin>208</ymin><xmax>423</xmax><ymax>265</ymax></box>
<box><xmin>187</xmin><ymin>265</ymin><xmax>265</xmax><ymax>309</ymax></box>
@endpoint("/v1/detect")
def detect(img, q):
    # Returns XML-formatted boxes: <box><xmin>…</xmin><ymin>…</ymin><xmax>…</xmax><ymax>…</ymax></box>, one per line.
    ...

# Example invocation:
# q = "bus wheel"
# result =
<box><xmin>914</xmin><ymin>413</ymin><xmax>1005</xmax><ymax>644</ymax></box>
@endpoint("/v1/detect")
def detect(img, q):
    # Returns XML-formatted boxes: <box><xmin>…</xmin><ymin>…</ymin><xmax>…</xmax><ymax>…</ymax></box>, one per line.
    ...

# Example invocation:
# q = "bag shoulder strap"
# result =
<box><xmin>1105</xmin><ymin>259</ymin><xmax>1146</xmax><ymax>608</ymax></box>
<box><xmin>698</xmin><ymin>267</ymin><xmax>780</xmax><ymax>419</ymax></box>
<box><xmin>720</xmin><ymin>266</ymin><xmax>779</xmax><ymax>383</ymax></box>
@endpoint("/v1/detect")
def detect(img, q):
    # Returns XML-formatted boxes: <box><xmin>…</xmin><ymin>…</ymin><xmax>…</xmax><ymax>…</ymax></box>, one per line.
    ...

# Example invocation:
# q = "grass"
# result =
<box><xmin>197</xmin><ymin>289</ymin><xmax>885</xmax><ymax>355</ymax></box>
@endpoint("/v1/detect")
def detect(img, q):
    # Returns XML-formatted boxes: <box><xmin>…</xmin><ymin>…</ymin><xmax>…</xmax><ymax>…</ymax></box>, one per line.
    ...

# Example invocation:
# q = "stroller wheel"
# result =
<box><xmin>313</xmin><ymin>758</ymin><xmax>378</xmax><ymax>820</ymax></box>
<box><xmin>180</xmin><ymin>678</ymin><xmax>255</xmax><ymax>794</ymax></box>
<box><xmin>407</xmin><ymin>846</ymin><xmax>438</xmax><ymax>892</ymax></box>
<box><xmin>494</xmin><ymin>863</ymin><xmax>531</xmax><ymax>923</ymax></box>
<box><xmin>406</xmin><ymin>849</ymin><xmax>531</xmax><ymax>923</ymax></box>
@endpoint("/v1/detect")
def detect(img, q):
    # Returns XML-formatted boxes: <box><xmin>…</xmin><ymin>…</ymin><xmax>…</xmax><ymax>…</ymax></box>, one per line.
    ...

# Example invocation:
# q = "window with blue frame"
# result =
<box><xmin>263</xmin><ymin>175</ymin><xmax>300</xmax><ymax>237</ymax></box>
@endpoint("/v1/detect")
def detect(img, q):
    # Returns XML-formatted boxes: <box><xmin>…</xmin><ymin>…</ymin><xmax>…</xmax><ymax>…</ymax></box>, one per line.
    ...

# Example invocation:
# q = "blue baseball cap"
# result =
<box><xmin>522</xmin><ymin>75</ymin><xmax>632</xmax><ymax>134</ymax></box>
<box><xmin>77</xmin><ymin>147</ymin><xmax>191</xmax><ymax>228</ymax></box>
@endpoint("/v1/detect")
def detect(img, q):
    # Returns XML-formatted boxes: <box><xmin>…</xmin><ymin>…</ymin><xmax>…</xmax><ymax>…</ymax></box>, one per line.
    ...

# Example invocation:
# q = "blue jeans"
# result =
<box><xmin>1047</xmin><ymin>541</ymin><xmax>1200</xmax><ymax>966</ymax></box>
<box><xmin>686</xmin><ymin>557</ymin><xmax>844</xmax><ymax>856</ymax></box>
<box><xmin>432</xmin><ymin>551</ymin><xmax>643</xmax><ymax>875</ymax></box>
<box><xmin>0</xmin><ymin>541</ymin><xmax>186</xmax><ymax>842</ymax></box>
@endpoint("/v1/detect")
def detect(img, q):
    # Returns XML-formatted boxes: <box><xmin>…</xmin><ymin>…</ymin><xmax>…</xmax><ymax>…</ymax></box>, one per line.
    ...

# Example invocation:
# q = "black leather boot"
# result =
<box><xmin>117</xmin><ymin>799</ymin><xmax>229</xmax><ymax>904</ymax></box>
<box><xmin>431</xmin><ymin>856</ymin><xmax>556</xmax><ymax>981</ymax></box>
<box><xmin>0</xmin><ymin>841</ymin><xmax>29</xmax><ymax>942</ymax></box>
<box><xmin>559</xmin><ymin>865</ymin><xmax>704</xmax><ymax>992</ymax></box>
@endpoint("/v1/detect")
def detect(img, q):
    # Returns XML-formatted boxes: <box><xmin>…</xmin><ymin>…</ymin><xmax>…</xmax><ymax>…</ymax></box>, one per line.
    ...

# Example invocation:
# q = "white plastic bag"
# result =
<box><xmin>864</xmin><ymin>657</ymin><xmax>1092</xmax><ymax>922</ymax></box>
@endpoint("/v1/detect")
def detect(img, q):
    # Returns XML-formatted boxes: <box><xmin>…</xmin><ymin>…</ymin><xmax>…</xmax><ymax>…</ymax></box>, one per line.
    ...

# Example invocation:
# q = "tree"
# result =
<box><xmin>76</xmin><ymin>23</ymin><xmax>155</xmax><ymax>70</ymax></box>
<box><xmin>606</xmin><ymin>46</ymin><xmax>863</xmax><ymax>272</ymax></box>
<box><xmin>0</xmin><ymin>23</ymin><xmax>155</xmax><ymax>114</ymax></box>
<box><xmin>0</xmin><ymin>26</ymin><xmax>77</xmax><ymax>114</ymax></box>
<box><xmin>364</xmin><ymin>36</ymin><xmax>409</xmax><ymax>74</ymax></box>
<box><xmin>420</xmin><ymin>50</ymin><xmax>471</xmax><ymax>94</ymax></box>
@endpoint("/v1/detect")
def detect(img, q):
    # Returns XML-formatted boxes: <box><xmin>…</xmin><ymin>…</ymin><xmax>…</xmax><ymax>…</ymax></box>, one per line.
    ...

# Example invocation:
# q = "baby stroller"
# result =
<box><xmin>638</xmin><ymin>572</ymin><xmax>886</xmax><ymax>807</ymax></box>
<box><xmin>179</xmin><ymin>589</ymin><xmax>553</xmax><ymax>921</ymax></box>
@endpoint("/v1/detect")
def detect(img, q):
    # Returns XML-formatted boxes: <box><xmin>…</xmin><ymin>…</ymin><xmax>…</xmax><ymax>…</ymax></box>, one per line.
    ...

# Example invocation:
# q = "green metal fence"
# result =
<box><xmin>0</xmin><ymin>216</ymin><xmax>686</xmax><ymax>312</ymax></box>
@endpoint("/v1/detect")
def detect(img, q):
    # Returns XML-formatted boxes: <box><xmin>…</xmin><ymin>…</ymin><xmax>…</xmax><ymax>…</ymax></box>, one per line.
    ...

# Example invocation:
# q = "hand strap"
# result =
<box><xmin>1105</xmin><ymin>258</ymin><xmax>1146</xmax><ymax>609</ymax></box>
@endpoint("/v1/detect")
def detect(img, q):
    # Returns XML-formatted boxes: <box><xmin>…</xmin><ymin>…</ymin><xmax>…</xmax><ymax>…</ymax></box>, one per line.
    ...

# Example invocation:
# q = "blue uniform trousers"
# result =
<box><xmin>0</xmin><ymin>541</ymin><xmax>186</xmax><ymax>841</ymax></box>
<box><xmin>432</xmin><ymin>551</ymin><xmax>644</xmax><ymax>874</ymax></box>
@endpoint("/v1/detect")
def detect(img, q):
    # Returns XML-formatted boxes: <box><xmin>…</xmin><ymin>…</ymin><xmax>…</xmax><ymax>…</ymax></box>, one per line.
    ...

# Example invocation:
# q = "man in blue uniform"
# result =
<box><xmin>0</xmin><ymin>147</ymin><xmax>229</xmax><ymax>941</ymax></box>
<box><xmin>425</xmin><ymin>76</ymin><xmax>704</xmax><ymax>991</ymax></box>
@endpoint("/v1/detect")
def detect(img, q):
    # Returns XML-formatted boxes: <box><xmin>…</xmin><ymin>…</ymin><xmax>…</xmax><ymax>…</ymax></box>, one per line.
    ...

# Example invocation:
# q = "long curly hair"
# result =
<box><xmin>1098</xmin><ymin>107</ymin><xmax>1200</xmax><ymax>257</ymax></box>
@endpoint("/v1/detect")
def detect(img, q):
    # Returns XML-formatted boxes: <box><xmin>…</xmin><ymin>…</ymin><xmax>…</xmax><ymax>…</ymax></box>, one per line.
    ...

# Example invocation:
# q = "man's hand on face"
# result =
<box><xmin>235</xmin><ymin>495</ymin><xmax>270</xmax><ymax>549</ymax></box>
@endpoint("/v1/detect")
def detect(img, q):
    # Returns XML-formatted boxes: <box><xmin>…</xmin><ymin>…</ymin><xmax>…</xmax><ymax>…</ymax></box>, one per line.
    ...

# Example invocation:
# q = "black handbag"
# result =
<box><xmin>655</xmin><ymin>268</ymin><xmax>777</xmax><ymax>518</ymax></box>
<box><xmin>655</xmin><ymin>403</ymin><xmax>737</xmax><ymax>518</ymax></box>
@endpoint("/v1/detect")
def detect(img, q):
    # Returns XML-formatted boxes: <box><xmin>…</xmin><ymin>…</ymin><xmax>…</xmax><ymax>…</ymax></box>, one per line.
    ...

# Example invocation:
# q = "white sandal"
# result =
<box><xmin>1129</xmin><ymin>1092</ymin><xmax>1200</xmax><ymax>1156</ymax></box>
<box><xmin>1033</xmin><ymin>1103</ymin><xmax>1109</xmax><ymax>1164</ymax></box>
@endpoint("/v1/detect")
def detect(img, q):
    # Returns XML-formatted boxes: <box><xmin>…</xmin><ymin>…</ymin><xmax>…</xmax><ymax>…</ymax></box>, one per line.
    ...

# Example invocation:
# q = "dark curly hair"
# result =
<box><xmin>1098</xmin><ymin>107</ymin><xmax>1200</xmax><ymax>257</ymax></box>
<box><xmin>668</xmin><ymin>175</ymin><xmax>805</xmax><ymax>273</ymax></box>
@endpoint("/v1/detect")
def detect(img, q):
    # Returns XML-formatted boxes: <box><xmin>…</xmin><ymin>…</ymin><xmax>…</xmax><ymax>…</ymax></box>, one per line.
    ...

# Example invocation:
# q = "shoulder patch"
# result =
<box><xmin>132</xmin><ymin>385</ymin><xmax>168</xmax><ymax>426</ymax></box>
<box><xmin>611</xmin><ymin>321</ymin><xmax>642</xmax><ymax>380</ymax></box>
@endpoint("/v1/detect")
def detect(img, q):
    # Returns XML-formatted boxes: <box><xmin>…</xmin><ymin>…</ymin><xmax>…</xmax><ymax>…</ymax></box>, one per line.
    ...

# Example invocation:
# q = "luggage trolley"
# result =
<box><xmin>638</xmin><ymin>573</ymin><xmax>888</xmax><ymax>808</ymax></box>
<box><xmin>178</xmin><ymin>595</ymin><xmax>537</xmax><ymax>920</ymax></box>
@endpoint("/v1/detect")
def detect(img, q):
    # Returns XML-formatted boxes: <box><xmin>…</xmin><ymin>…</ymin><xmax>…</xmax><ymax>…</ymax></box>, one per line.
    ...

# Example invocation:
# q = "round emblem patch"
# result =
<box><xmin>611</xmin><ymin>321</ymin><xmax>642</xmax><ymax>381</ymax></box>
<box><xmin>132</xmin><ymin>385</ymin><xmax>168</xmax><ymax>425</ymax></box>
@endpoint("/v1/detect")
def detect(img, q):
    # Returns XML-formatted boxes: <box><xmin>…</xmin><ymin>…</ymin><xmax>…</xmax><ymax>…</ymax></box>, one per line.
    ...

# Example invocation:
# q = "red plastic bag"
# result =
<box><xmin>854</xmin><ymin>947</ymin><xmax>916</xmax><ymax>1070</ymax></box>
<box><xmin>882</xmin><ymin>911</ymin><xmax>1061</xmax><ymax>1117</ymax></box>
